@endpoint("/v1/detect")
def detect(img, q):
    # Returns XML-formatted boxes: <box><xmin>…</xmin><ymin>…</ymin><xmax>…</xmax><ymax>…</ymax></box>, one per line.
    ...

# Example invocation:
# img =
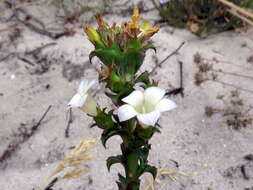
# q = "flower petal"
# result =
<box><xmin>78</xmin><ymin>79</ymin><xmax>97</xmax><ymax>96</ymax></box>
<box><xmin>137</xmin><ymin>111</ymin><xmax>160</xmax><ymax>126</ymax></box>
<box><xmin>122</xmin><ymin>90</ymin><xmax>144</xmax><ymax>107</ymax></box>
<box><xmin>68</xmin><ymin>93</ymin><xmax>87</xmax><ymax>108</ymax></box>
<box><xmin>81</xmin><ymin>96</ymin><xmax>97</xmax><ymax>116</ymax></box>
<box><xmin>144</xmin><ymin>86</ymin><xmax>166</xmax><ymax>106</ymax></box>
<box><xmin>117</xmin><ymin>104</ymin><xmax>138</xmax><ymax>122</ymax></box>
<box><xmin>156</xmin><ymin>98</ymin><xmax>177</xmax><ymax>112</ymax></box>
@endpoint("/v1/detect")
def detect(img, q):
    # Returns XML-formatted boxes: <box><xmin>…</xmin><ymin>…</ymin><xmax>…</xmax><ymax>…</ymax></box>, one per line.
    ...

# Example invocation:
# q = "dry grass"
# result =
<box><xmin>40</xmin><ymin>138</ymin><xmax>97</xmax><ymax>189</ymax></box>
<box><xmin>193</xmin><ymin>52</ymin><xmax>253</xmax><ymax>94</ymax></box>
<box><xmin>142</xmin><ymin>168</ymin><xmax>188</xmax><ymax>190</ymax></box>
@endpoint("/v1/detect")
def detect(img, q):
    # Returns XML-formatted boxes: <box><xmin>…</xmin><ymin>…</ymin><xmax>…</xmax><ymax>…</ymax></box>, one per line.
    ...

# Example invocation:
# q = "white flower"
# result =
<box><xmin>68</xmin><ymin>79</ymin><xmax>98</xmax><ymax>116</ymax></box>
<box><xmin>117</xmin><ymin>86</ymin><xmax>177</xmax><ymax>126</ymax></box>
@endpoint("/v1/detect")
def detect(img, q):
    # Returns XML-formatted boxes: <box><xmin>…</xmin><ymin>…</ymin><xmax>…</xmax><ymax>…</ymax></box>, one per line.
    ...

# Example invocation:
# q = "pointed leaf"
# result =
<box><xmin>89</xmin><ymin>50</ymin><xmax>97</xmax><ymax>64</ymax></box>
<box><xmin>116</xmin><ymin>174</ymin><xmax>128</xmax><ymax>190</ymax></box>
<box><xmin>101</xmin><ymin>128</ymin><xmax>120</xmax><ymax>148</ymax></box>
<box><xmin>90</xmin><ymin>44</ymin><xmax>121</xmax><ymax>65</ymax></box>
<box><xmin>144</xmin><ymin>165</ymin><xmax>157</xmax><ymax>179</ymax></box>
<box><xmin>106</xmin><ymin>155</ymin><xmax>124</xmax><ymax>171</ymax></box>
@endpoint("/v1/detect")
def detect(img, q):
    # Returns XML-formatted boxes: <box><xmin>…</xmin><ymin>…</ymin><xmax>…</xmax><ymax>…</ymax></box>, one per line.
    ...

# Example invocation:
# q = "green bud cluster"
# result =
<box><xmin>85</xmin><ymin>8</ymin><xmax>159</xmax><ymax>95</ymax></box>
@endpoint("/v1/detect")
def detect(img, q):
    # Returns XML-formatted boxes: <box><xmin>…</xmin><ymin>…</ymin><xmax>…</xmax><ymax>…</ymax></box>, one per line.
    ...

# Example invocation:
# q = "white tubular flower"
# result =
<box><xmin>68</xmin><ymin>79</ymin><xmax>98</xmax><ymax>116</ymax></box>
<box><xmin>117</xmin><ymin>86</ymin><xmax>177</xmax><ymax>127</ymax></box>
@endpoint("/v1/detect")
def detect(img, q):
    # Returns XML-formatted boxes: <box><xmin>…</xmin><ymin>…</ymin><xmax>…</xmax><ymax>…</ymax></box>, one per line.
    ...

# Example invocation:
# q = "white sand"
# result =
<box><xmin>0</xmin><ymin>1</ymin><xmax>253</xmax><ymax>190</ymax></box>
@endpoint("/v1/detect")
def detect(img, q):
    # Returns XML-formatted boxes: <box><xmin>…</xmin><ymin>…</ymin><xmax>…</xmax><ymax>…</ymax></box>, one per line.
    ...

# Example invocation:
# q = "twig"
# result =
<box><xmin>165</xmin><ymin>61</ymin><xmax>184</xmax><ymax>97</ymax></box>
<box><xmin>44</xmin><ymin>177</ymin><xmax>58</xmax><ymax>190</ymax></box>
<box><xmin>0</xmin><ymin>52</ymin><xmax>16</xmax><ymax>63</ymax></box>
<box><xmin>1</xmin><ymin>42</ymin><xmax>56</xmax><ymax>64</ymax></box>
<box><xmin>15</xmin><ymin>8</ymin><xmax>46</xmax><ymax>29</ymax></box>
<box><xmin>228</xmin><ymin>9</ymin><xmax>253</xmax><ymax>26</ymax></box>
<box><xmin>212</xmin><ymin>69</ymin><xmax>253</xmax><ymax>80</ymax></box>
<box><xmin>179</xmin><ymin>61</ymin><xmax>184</xmax><ymax>97</ymax></box>
<box><xmin>65</xmin><ymin>108</ymin><xmax>73</xmax><ymax>138</ymax></box>
<box><xmin>0</xmin><ymin>1</ymin><xmax>38</xmax><ymax>17</ymax></box>
<box><xmin>150</xmin><ymin>42</ymin><xmax>185</xmax><ymax>75</ymax></box>
<box><xmin>214</xmin><ymin>79</ymin><xmax>253</xmax><ymax>94</ymax></box>
<box><xmin>217</xmin><ymin>0</ymin><xmax>253</xmax><ymax>20</ymax></box>
<box><xmin>31</xmin><ymin>105</ymin><xmax>52</xmax><ymax>136</ymax></box>
<box><xmin>0</xmin><ymin>105</ymin><xmax>52</xmax><ymax>163</ymax></box>
<box><xmin>210</xmin><ymin>58</ymin><xmax>253</xmax><ymax>72</ymax></box>
<box><xmin>25</xmin><ymin>43</ymin><xmax>57</xmax><ymax>56</ymax></box>
<box><xmin>14</xmin><ymin>9</ymin><xmax>69</xmax><ymax>40</ymax></box>
<box><xmin>17</xmin><ymin>56</ymin><xmax>35</xmax><ymax>66</ymax></box>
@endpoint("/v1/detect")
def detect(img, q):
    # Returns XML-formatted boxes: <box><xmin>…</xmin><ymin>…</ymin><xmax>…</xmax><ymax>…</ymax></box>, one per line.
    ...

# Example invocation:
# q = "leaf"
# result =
<box><xmin>116</xmin><ymin>174</ymin><xmax>128</xmax><ymax>190</ymax></box>
<box><xmin>135</xmin><ymin>71</ymin><xmax>150</xmax><ymax>85</ymax></box>
<box><xmin>136</xmin><ymin>126</ymin><xmax>158</xmax><ymax>140</ymax></box>
<box><xmin>143</xmin><ymin>165</ymin><xmax>157</xmax><ymax>180</ymax></box>
<box><xmin>138</xmin><ymin>146</ymin><xmax>150</xmax><ymax>165</ymax></box>
<box><xmin>106</xmin><ymin>155</ymin><xmax>124</xmax><ymax>171</ymax></box>
<box><xmin>101</xmin><ymin>128</ymin><xmax>120</xmax><ymax>148</ymax></box>
<box><xmin>94</xmin><ymin>109</ymin><xmax>116</xmax><ymax>129</ymax></box>
<box><xmin>89</xmin><ymin>50</ymin><xmax>97</xmax><ymax>64</ymax></box>
<box><xmin>120</xmin><ymin>49</ymin><xmax>144</xmax><ymax>77</ymax></box>
<box><xmin>89</xmin><ymin>44</ymin><xmax>121</xmax><ymax>65</ymax></box>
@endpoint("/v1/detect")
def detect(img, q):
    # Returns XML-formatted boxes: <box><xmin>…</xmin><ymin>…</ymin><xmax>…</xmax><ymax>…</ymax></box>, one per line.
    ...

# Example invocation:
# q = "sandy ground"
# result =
<box><xmin>0</xmin><ymin>1</ymin><xmax>253</xmax><ymax>190</ymax></box>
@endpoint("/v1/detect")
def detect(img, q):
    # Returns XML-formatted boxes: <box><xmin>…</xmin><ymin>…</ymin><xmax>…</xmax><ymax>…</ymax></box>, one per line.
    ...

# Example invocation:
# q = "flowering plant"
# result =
<box><xmin>69</xmin><ymin>8</ymin><xmax>177</xmax><ymax>190</ymax></box>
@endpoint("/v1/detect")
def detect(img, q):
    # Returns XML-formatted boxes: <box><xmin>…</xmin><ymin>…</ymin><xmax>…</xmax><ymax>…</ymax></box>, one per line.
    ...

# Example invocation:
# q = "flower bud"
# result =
<box><xmin>85</xmin><ymin>26</ymin><xmax>101</xmax><ymax>43</ymax></box>
<box><xmin>140</xmin><ymin>21</ymin><xmax>151</xmax><ymax>31</ymax></box>
<box><xmin>131</xmin><ymin>7</ymin><xmax>140</xmax><ymax>25</ymax></box>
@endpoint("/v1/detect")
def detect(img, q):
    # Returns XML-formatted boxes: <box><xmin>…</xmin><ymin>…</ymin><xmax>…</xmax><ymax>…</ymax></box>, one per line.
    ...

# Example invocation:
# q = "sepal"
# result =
<box><xmin>106</xmin><ymin>155</ymin><xmax>124</xmax><ymax>171</ymax></box>
<box><xmin>143</xmin><ymin>164</ymin><xmax>157</xmax><ymax>180</ymax></box>
<box><xmin>94</xmin><ymin>109</ymin><xmax>116</xmax><ymax>129</ymax></box>
<box><xmin>116</xmin><ymin>174</ymin><xmax>128</xmax><ymax>190</ymax></box>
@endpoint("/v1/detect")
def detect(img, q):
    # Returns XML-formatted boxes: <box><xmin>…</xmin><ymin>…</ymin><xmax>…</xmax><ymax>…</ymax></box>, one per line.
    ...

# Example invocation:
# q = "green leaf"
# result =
<box><xmin>101</xmin><ymin>128</ymin><xmax>120</xmax><ymax>148</ymax></box>
<box><xmin>126</xmin><ymin>39</ymin><xmax>143</xmax><ymax>51</ymax></box>
<box><xmin>108</xmin><ymin>71</ymin><xmax>126</xmax><ymax>92</ymax></box>
<box><xmin>101</xmin><ymin>128</ymin><xmax>128</xmax><ymax>148</ymax></box>
<box><xmin>135</xmin><ymin>71</ymin><xmax>150</xmax><ymax>85</ymax></box>
<box><xmin>143</xmin><ymin>165</ymin><xmax>157</xmax><ymax>180</ymax></box>
<box><xmin>135</xmin><ymin>126</ymin><xmax>159</xmax><ymax>140</ymax></box>
<box><xmin>106</xmin><ymin>155</ymin><xmax>124</xmax><ymax>171</ymax></box>
<box><xmin>94</xmin><ymin>109</ymin><xmax>116</xmax><ymax>129</ymax></box>
<box><xmin>116</xmin><ymin>174</ymin><xmax>128</xmax><ymax>190</ymax></box>
<box><xmin>89</xmin><ymin>50</ymin><xmax>98</xmax><ymax>64</ymax></box>
<box><xmin>89</xmin><ymin>44</ymin><xmax>121</xmax><ymax>65</ymax></box>
<box><xmin>138</xmin><ymin>146</ymin><xmax>150</xmax><ymax>164</ymax></box>
<box><xmin>120</xmin><ymin>50</ymin><xmax>144</xmax><ymax>77</ymax></box>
